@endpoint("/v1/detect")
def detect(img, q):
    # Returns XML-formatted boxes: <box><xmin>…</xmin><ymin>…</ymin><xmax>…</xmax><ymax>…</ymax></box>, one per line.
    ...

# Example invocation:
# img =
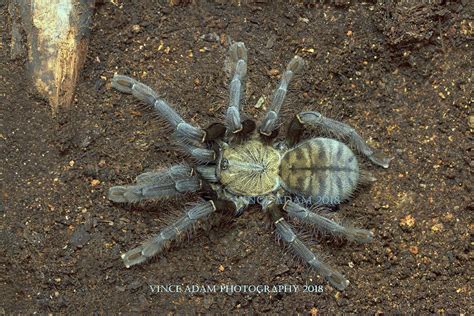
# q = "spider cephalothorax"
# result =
<box><xmin>108</xmin><ymin>42</ymin><xmax>392</xmax><ymax>291</ymax></box>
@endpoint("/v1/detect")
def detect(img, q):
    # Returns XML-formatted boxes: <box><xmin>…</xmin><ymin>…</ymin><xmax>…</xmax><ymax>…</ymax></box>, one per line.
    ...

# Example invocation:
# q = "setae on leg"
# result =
<box><xmin>259</xmin><ymin>55</ymin><xmax>304</xmax><ymax>137</ymax></box>
<box><xmin>121</xmin><ymin>200</ymin><xmax>217</xmax><ymax>267</ymax></box>
<box><xmin>112</xmin><ymin>74</ymin><xmax>206</xmax><ymax>144</ymax></box>
<box><xmin>108</xmin><ymin>164</ymin><xmax>201</xmax><ymax>203</ymax></box>
<box><xmin>225</xmin><ymin>42</ymin><xmax>248</xmax><ymax>134</ymax></box>
<box><xmin>288</xmin><ymin>111</ymin><xmax>393</xmax><ymax>168</ymax></box>
<box><xmin>283</xmin><ymin>201</ymin><xmax>373</xmax><ymax>243</ymax></box>
<box><xmin>266</xmin><ymin>202</ymin><xmax>350</xmax><ymax>291</ymax></box>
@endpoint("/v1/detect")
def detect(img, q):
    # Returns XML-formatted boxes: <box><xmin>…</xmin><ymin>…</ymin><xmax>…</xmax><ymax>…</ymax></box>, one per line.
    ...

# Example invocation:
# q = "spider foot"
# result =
<box><xmin>345</xmin><ymin>228</ymin><xmax>374</xmax><ymax>243</ymax></box>
<box><xmin>369</xmin><ymin>152</ymin><xmax>394</xmax><ymax>169</ymax></box>
<box><xmin>325</xmin><ymin>270</ymin><xmax>350</xmax><ymax>291</ymax></box>
<box><xmin>121</xmin><ymin>245</ymin><xmax>148</xmax><ymax>268</ymax></box>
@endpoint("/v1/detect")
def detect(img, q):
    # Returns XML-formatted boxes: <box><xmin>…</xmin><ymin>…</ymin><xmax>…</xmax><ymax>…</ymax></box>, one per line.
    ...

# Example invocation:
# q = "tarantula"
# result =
<box><xmin>108</xmin><ymin>42</ymin><xmax>392</xmax><ymax>291</ymax></box>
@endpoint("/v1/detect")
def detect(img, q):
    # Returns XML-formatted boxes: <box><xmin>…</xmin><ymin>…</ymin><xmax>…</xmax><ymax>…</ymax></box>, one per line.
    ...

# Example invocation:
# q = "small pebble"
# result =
<box><xmin>131</xmin><ymin>24</ymin><xmax>141</xmax><ymax>33</ymax></box>
<box><xmin>98</xmin><ymin>159</ymin><xmax>106</xmax><ymax>168</ymax></box>
<box><xmin>265</xmin><ymin>35</ymin><xmax>276</xmax><ymax>48</ymax></box>
<box><xmin>254</xmin><ymin>96</ymin><xmax>265</xmax><ymax>109</ymax></box>
<box><xmin>443</xmin><ymin>212</ymin><xmax>454</xmax><ymax>222</ymax></box>
<box><xmin>299</xmin><ymin>17</ymin><xmax>309</xmax><ymax>23</ymax></box>
<box><xmin>268</xmin><ymin>69</ymin><xmax>279</xmax><ymax>76</ymax></box>
<box><xmin>200</xmin><ymin>32</ymin><xmax>220</xmax><ymax>42</ymax></box>
<box><xmin>409</xmin><ymin>246</ymin><xmax>419</xmax><ymax>255</ymax></box>
<box><xmin>431</xmin><ymin>223</ymin><xmax>444</xmax><ymax>232</ymax></box>
<box><xmin>400</xmin><ymin>214</ymin><xmax>416</xmax><ymax>228</ymax></box>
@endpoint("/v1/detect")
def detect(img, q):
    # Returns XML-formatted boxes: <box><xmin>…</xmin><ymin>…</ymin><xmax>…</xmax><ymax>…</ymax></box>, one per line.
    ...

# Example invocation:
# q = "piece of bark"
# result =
<box><xmin>8</xmin><ymin>0</ymin><xmax>95</xmax><ymax>115</ymax></box>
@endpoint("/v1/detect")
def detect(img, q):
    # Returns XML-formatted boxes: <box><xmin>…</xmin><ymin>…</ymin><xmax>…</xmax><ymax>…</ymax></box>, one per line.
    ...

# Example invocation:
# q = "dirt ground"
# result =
<box><xmin>2</xmin><ymin>0</ymin><xmax>473</xmax><ymax>313</ymax></box>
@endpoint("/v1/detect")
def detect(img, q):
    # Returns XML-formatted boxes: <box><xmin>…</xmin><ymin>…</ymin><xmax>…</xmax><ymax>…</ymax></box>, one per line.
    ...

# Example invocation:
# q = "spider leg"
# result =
<box><xmin>112</xmin><ymin>74</ymin><xmax>206</xmax><ymax>143</ymax></box>
<box><xmin>121</xmin><ymin>199</ymin><xmax>235</xmax><ymax>267</ymax></box>
<box><xmin>108</xmin><ymin>164</ymin><xmax>201</xmax><ymax>203</ymax></box>
<box><xmin>266</xmin><ymin>201</ymin><xmax>350</xmax><ymax>291</ymax></box>
<box><xmin>259</xmin><ymin>55</ymin><xmax>304</xmax><ymax>137</ymax></box>
<box><xmin>225</xmin><ymin>42</ymin><xmax>248</xmax><ymax>134</ymax></box>
<box><xmin>121</xmin><ymin>200</ymin><xmax>215</xmax><ymax>267</ymax></box>
<box><xmin>283</xmin><ymin>201</ymin><xmax>373</xmax><ymax>243</ymax></box>
<box><xmin>288</xmin><ymin>111</ymin><xmax>393</xmax><ymax>168</ymax></box>
<box><xmin>179</xmin><ymin>143</ymin><xmax>216</xmax><ymax>163</ymax></box>
<box><xmin>195</xmin><ymin>165</ymin><xmax>218</xmax><ymax>182</ymax></box>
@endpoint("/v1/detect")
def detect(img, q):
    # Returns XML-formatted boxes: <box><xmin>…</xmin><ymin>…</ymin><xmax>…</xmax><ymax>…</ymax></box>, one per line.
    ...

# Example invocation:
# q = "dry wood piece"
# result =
<box><xmin>8</xmin><ymin>0</ymin><xmax>95</xmax><ymax>115</ymax></box>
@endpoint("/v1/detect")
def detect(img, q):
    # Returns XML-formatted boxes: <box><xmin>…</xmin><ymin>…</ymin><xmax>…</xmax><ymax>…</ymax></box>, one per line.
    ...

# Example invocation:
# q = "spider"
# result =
<box><xmin>108</xmin><ymin>42</ymin><xmax>392</xmax><ymax>291</ymax></box>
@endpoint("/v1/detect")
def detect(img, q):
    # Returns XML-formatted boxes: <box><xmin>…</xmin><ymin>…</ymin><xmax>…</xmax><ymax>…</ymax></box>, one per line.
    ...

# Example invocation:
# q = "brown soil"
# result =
<box><xmin>2</xmin><ymin>1</ymin><xmax>473</xmax><ymax>313</ymax></box>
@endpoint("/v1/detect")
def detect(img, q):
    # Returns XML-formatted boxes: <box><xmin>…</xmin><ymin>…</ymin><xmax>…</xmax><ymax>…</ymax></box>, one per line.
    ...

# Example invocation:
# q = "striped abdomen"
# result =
<box><xmin>279</xmin><ymin>138</ymin><xmax>359</xmax><ymax>205</ymax></box>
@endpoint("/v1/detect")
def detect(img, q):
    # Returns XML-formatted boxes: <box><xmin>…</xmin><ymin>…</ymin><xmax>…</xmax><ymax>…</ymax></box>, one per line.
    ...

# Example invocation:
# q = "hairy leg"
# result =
<box><xmin>288</xmin><ymin>111</ymin><xmax>393</xmax><ymax>168</ymax></box>
<box><xmin>265</xmin><ymin>201</ymin><xmax>350</xmax><ymax>291</ymax></box>
<box><xmin>108</xmin><ymin>164</ymin><xmax>201</xmax><ymax>203</ymax></box>
<box><xmin>179</xmin><ymin>143</ymin><xmax>216</xmax><ymax>163</ymax></box>
<box><xmin>121</xmin><ymin>199</ymin><xmax>235</xmax><ymax>268</ymax></box>
<box><xmin>259</xmin><ymin>55</ymin><xmax>304</xmax><ymax>137</ymax></box>
<box><xmin>121</xmin><ymin>200</ymin><xmax>215</xmax><ymax>267</ymax></box>
<box><xmin>112</xmin><ymin>74</ymin><xmax>206</xmax><ymax>143</ymax></box>
<box><xmin>195</xmin><ymin>165</ymin><xmax>218</xmax><ymax>182</ymax></box>
<box><xmin>283</xmin><ymin>201</ymin><xmax>373</xmax><ymax>243</ymax></box>
<box><xmin>225</xmin><ymin>42</ymin><xmax>248</xmax><ymax>134</ymax></box>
